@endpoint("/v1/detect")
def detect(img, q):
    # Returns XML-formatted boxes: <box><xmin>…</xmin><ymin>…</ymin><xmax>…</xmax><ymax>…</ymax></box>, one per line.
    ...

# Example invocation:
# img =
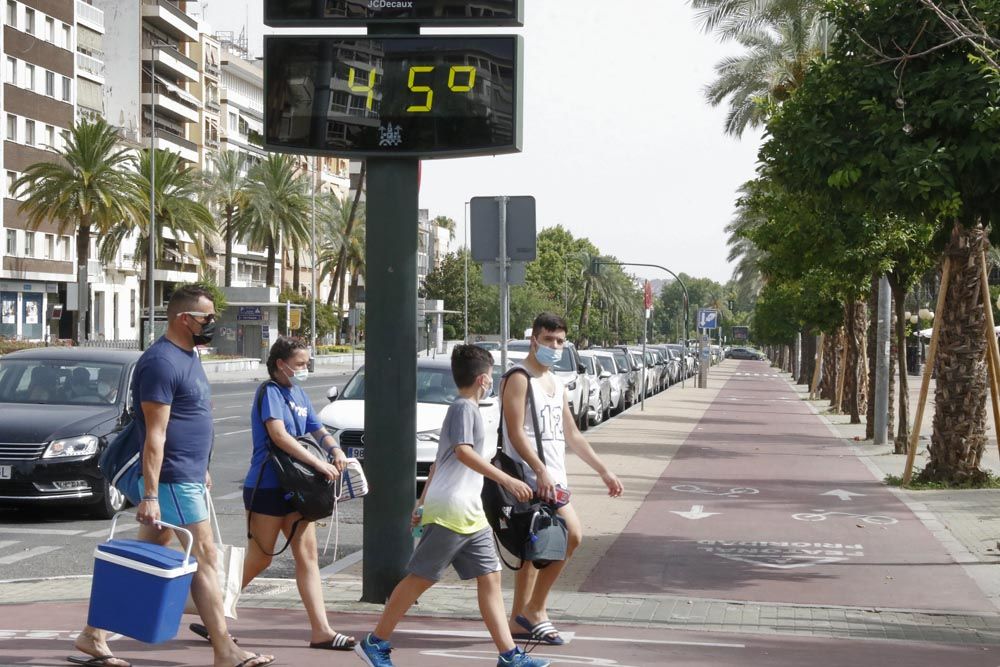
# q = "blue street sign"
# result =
<box><xmin>697</xmin><ymin>308</ymin><xmax>719</xmax><ymax>330</ymax></box>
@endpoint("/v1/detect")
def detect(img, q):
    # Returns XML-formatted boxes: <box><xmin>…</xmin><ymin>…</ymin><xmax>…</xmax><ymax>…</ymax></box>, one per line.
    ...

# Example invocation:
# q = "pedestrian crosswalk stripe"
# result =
<box><xmin>0</xmin><ymin>527</ymin><xmax>83</xmax><ymax>536</ymax></box>
<box><xmin>0</xmin><ymin>545</ymin><xmax>60</xmax><ymax>565</ymax></box>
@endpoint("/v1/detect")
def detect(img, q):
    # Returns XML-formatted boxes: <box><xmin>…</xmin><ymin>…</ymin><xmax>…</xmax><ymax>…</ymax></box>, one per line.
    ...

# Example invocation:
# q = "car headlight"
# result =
<box><xmin>566</xmin><ymin>380</ymin><xmax>577</xmax><ymax>391</ymax></box>
<box><xmin>416</xmin><ymin>429</ymin><xmax>440</xmax><ymax>443</ymax></box>
<box><xmin>43</xmin><ymin>435</ymin><xmax>99</xmax><ymax>459</ymax></box>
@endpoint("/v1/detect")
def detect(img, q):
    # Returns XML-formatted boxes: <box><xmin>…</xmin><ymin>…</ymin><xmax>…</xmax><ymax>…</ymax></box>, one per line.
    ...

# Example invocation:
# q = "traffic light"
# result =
<box><xmin>589</xmin><ymin>257</ymin><xmax>602</xmax><ymax>276</ymax></box>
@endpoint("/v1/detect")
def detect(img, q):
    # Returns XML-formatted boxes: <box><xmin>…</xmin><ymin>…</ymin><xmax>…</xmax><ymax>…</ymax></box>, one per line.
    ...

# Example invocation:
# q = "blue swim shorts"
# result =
<box><xmin>136</xmin><ymin>477</ymin><xmax>209</xmax><ymax>527</ymax></box>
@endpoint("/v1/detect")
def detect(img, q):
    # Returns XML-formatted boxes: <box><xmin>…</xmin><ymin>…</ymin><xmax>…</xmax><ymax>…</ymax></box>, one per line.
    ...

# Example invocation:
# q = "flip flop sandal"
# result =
<box><xmin>233</xmin><ymin>654</ymin><xmax>274</xmax><ymax>667</ymax></box>
<box><xmin>515</xmin><ymin>614</ymin><xmax>565</xmax><ymax>645</ymax></box>
<box><xmin>66</xmin><ymin>656</ymin><xmax>132</xmax><ymax>667</ymax></box>
<box><xmin>189</xmin><ymin>622</ymin><xmax>239</xmax><ymax>644</ymax></box>
<box><xmin>309</xmin><ymin>632</ymin><xmax>356</xmax><ymax>650</ymax></box>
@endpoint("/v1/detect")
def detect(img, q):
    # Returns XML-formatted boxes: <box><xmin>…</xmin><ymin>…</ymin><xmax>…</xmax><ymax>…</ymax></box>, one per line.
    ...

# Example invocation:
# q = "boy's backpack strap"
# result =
<box><xmin>497</xmin><ymin>366</ymin><xmax>545</xmax><ymax>464</ymax></box>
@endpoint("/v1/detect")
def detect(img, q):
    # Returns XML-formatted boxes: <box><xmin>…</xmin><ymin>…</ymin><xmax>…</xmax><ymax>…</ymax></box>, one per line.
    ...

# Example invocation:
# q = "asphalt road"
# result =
<box><xmin>0</xmin><ymin>372</ymin><xmax>360</xmax><ymax>582</ymax></box>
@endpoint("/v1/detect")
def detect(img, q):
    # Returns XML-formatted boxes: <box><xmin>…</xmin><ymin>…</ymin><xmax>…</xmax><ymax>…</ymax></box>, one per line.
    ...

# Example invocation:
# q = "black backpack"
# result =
<box><xmin>481</xmin><ymin>368</ymin><xmax>567</xmax><ymax>569</ymax></box>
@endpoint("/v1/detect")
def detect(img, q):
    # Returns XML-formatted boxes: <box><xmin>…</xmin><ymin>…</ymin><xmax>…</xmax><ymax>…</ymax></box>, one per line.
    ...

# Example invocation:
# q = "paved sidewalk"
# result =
<box><xmin>7</xmin><ymin>361</ymin><xmax>1000</xmax><ymax>658</ymax></box>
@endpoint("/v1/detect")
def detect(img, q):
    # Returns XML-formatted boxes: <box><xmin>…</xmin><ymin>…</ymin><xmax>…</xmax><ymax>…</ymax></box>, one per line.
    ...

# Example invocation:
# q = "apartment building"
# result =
<box><xmin>1</xmin><ymin>0</ymin><xmax>78</xmax><ymax>341</ymax></box>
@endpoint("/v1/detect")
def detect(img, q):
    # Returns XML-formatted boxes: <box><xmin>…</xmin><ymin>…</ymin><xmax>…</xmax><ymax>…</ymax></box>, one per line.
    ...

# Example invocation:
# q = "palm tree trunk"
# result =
<box><xmin>890</xmin><ymin>277</ymin><xmax>910</xmax><ymax>454</ymax></box>
<box><xmin>327</xmin><ymin>258</ymin><xmax>342</xmax><ymax>306</ymax></box>
<box><xmin>331</xmin><ymin>162</ymin><xmax>367</xmax><ymax>318</ymax></box>
<box><xmin>293</xmin><ymin>245</ymin><xmax>301</xmax><ymax>293</ymax></box>
<box><xmin>921</xmin><ymin>224</ymin><xmax>989</xmax><ymax>484</ymax></box>
<box><xmin>266</xmin><ymin>240</ymin><xmax>277</xmax><ymax>287</ymax></box>
<box><xmin>336</xmin><ymin>271</ymin><xmax>348</xmax><ymax>345</ymax></box>
<box><xmin>578</xmin><ymin>278</ymin><xmax>592</xmax><ymax>347</ymax></box>
<box><xmin>224</xmin><ymin>206</ymin><xmax>234</xmax><ymax>287</ymax></box>
<box><xmin>75</xmin><ymin>221</ymin><xmax>92</xmax><ymax>344</ymax></box>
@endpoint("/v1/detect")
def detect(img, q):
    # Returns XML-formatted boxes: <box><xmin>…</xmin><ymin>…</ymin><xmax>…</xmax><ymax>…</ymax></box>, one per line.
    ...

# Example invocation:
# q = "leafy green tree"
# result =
<box><xmin>13</xmin><ymin>118</ymin><xmax>140</xmax><ymax>342</ymax></box>
<box><xmin>759</xmin><ymin>0</ymin><xmax>1000</xmax><ymax>482</ymax></box>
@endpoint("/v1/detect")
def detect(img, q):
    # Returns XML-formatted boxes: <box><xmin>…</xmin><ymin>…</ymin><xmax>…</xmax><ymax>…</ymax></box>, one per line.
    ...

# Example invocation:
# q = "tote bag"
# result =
<box><xmin>184</xmin><ymin>491</ymin><xmax>244</xmax><ymax>619</ymax></box>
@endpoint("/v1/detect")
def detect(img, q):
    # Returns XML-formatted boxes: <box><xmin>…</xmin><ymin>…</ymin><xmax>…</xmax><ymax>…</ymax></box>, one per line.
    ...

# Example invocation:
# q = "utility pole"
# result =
<box><xmin>874</xmin><ymin>275</ymin><xmax>891</xmax><ymax>445</ymax></box>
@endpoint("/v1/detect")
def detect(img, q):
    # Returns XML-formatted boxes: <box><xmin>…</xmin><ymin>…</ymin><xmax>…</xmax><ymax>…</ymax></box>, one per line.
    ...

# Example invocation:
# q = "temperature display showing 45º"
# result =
<box><xmin>264</xmin><ymin>35</ymin><xmax>522</xmax><ymax>158</ymax></box>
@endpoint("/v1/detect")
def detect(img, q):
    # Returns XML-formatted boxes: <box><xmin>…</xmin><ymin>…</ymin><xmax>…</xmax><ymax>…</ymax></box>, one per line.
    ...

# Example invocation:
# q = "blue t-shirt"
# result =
<box><xmin>134</xmin><ymin>337</ymin><xmax>214</xmax><ymax>483</ymax></box>
<box><xmin>245</xmin><ymin>381</ymin><xmax>323</xmax><ymax>489</ymax></box>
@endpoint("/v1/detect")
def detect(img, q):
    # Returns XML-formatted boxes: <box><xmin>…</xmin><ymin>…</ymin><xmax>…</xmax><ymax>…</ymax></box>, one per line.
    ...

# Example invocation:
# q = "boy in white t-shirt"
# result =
<box><xmin>355</xmin><ymin>345</ymin><xmax>550</xmax><ymax>667</ymax></box>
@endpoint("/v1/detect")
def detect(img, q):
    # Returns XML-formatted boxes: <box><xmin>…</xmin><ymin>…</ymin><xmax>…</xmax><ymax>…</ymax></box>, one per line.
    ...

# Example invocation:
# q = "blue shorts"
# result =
<box><xmin>136</xmin><ymin>477</ymin><xmax>209</xmax><ymax>526</ymax></box>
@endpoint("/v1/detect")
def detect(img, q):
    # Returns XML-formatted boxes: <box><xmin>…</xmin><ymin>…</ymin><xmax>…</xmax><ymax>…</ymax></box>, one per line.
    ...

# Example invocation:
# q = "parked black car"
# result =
<box><xmin>0</xmin><ymin>347</ymin><xmax>140</xmax><ymax>518</ymax></box>
<box><xmin>725</xmin><ymin>347</ymin><xmax>765</xmax><ymax>360</ymax></box>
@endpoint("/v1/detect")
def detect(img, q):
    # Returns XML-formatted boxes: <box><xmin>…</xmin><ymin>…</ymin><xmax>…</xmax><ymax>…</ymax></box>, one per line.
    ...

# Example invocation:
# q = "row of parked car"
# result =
<box><xmin>317</xmin><ymin>340</ymin><xmax>704</xmax><ymax>488</ymax></box>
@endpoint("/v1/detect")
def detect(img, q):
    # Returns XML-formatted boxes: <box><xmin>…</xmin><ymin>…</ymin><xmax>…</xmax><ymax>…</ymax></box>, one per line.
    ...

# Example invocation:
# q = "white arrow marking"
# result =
<box><xmin>670</xmin><ymin>505</ymin><xmax>719</xmax><ymax>520</ymax></box>
<box><xmin>821</xmin><ymin>489</ymin><xmax>865</xmax><ymax>501</ymax></box>
<box><xmin>714</xmin><ymin>555</ymin><xmax>847</xmax><ymax>569</ymax></box>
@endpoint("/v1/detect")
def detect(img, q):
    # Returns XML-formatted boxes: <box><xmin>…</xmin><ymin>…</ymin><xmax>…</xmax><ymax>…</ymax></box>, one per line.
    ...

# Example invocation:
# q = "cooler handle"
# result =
<box><xmin>107</xmin><ymin>512</ymin><xmax>196</xmax><ymax>567</ymax></box>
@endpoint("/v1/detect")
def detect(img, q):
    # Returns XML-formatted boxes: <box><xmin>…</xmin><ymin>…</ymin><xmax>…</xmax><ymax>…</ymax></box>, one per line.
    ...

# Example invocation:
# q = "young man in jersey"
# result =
<box><xmin>502</xmin><ymin>313</ymin><xmax>624</xmax><ymax>645</ymax></box>
<box><xmin>355</xmin><ymin>345</ymin><xmax>549</xmax><ymax>667</ymax></box>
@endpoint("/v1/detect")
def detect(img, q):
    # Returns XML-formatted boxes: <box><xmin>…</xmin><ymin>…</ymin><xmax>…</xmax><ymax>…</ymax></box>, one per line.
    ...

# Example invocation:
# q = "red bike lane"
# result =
<box><xmin>582</xmin><ymin>361</ymin><xmax>993</xmax><ymax>613</ymax></box>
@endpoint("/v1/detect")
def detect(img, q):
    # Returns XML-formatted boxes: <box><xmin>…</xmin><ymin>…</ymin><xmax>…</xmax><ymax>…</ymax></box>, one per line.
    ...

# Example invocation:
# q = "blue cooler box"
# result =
<box><xmin>87</xmin><ymin>519</ymin><xmax>197</xmax><ymax>644</ymax></box>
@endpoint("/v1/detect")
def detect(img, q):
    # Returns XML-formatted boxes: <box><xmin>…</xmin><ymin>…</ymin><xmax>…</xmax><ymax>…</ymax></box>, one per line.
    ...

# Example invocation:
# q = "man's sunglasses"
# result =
<box><xmin>181</xmin><ymin>311</ymin><xmax>216</xmax><ymax>323</ymax></box>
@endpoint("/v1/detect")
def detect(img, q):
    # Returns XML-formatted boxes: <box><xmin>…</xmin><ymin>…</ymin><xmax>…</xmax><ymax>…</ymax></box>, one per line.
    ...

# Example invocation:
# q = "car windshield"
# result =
<box><xmin>339</xmin><ymin>366</ymin><xmax>463</xmax><ymax>405</ymax></box>
<box><xmin>597</xmin><ymin>356</ymin><xmax>616</xmax><ymax>374</ymax></box>
<box><xmin>612</xmin><ymin>351</ymin><xmax>629</xmax><ymax>370</ymax></box>
<box><xmin>0</xmin><ymin>359</ymin><xmax>124</xmax><ymax>406</ymax></box>
<box><xmin>581</xmin><ymin>356</ymin><xmax>597</xmax><ymax>375</ymax></box>
<box><xmin>474</xmin><ymin>341</ymin><xmax>500</xmax><ymax>351</ymax></box>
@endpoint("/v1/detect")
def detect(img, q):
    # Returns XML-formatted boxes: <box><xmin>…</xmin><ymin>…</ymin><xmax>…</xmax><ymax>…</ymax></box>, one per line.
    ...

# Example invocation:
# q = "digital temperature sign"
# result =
<box><xmin>263</xmin><ymin>0</ymin><xmax>523</xmax><ymax>27</ymax></box>
<box><xmin>264</xmin><ymin>35</ymin><xmax>522</xmax><ymax>158</ymax></box>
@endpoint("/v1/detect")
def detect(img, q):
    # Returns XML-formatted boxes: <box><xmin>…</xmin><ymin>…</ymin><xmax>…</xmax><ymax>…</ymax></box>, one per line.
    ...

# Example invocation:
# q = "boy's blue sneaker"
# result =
<box><xmin>355</xmin><ymin>633</ymin><xmax>394</xmax><ymax>667</ymax></box>
<box><xmin>498</xmin><ymin>647</ymin><xmax>551</xmax><ymax>667</ymax></box>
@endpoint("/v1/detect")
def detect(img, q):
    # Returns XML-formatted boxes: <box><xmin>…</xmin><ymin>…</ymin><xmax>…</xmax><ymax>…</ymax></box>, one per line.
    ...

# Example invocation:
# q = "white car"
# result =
<box><xmin>585</xmin><ymin>349</ymin><xmax>625</xmax><ymax>414</ymax></box>
<box><xmin>318</xmin><ymin>358</ymin><xmax>501</xmax><ymax>485</ymax></box>
<box><xmin>578</xmin><ymin>351</ymin><xmax>612</xmax><ymax>425</ymax></box>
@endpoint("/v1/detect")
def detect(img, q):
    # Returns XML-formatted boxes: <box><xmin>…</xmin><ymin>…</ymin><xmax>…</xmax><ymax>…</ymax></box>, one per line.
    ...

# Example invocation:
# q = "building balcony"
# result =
<box><xmin>204</xmin><ymin>62</ymin><xmax>220</xmax><ymax>78</ymax></box>
<box><xmin>143</xmin><ymin>45</ymin><xmax>199</xmax><ymax>83</ymax></box>
<box><xmin>76</xmin><ymin>0</ymin><xmax>105</xmax><ymax>33</ymax></box>
<box><xmin>205</xmin><ymin>97</ymin><xmax>220</xmax><ymax>112</ymax></box>
<box><xmin>76</xmin><ymin>52</ymin><xmax>105</xmax><ymax>84</ymax></box>
<box><xmin>143</xmin><ymin>82</ymin><xmax>200</xmax><ymax>124</ymax></box>
<box><xmin>141</xmin><ymin>0</ymin><xmax>199</xmax><ymax>42</ymax></box>
<box><xmin>149</xmin><ymin>131</ymin><xmax>198</xmax><ymax>164</ymax></box>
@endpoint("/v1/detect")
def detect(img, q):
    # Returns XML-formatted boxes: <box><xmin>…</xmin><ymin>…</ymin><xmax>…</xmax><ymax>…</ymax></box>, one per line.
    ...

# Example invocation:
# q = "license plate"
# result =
<box><xmin>0</xmin><ymin>465</ymin><xmax>10</xmax><ymax>480</ymax></box>
<box><xmin>347</xmin><ymin>447</ymin><xmax>364</xmax><ymax>461</ymax></box>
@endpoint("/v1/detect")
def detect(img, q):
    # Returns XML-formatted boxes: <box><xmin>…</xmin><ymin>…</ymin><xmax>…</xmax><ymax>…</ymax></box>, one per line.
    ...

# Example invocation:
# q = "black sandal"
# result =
<box><xmin>189</xmin><ymin>623</ymin><xmax>239</xmax><ymax>644</ymax></box>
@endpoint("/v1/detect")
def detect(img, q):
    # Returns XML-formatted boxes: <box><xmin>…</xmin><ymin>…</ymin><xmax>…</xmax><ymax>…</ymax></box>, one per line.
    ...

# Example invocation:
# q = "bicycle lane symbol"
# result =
<box><xmin>671</xmin><ymin>484</ymin><xmax>759</xmax><ymax>498</ymax></box>
<box><xmin>792</xmin><ymin>509</ymin><xmax>898</xmax><ymax>525</ymax></box>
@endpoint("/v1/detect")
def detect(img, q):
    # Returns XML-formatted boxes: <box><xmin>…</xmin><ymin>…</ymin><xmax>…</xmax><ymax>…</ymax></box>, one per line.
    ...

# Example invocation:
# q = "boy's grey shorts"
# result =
<box><xmin>407</xmin><ymin>524</ymin><xmax>501</xmax><ymax>581</ymax></box>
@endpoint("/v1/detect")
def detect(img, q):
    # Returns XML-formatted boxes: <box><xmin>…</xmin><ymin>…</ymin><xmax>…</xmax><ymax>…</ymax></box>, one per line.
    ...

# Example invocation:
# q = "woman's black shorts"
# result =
<box><xmin>243</xmin><ymin>486</ymin><xmax>294</xmax><ymax>517</ymax></box>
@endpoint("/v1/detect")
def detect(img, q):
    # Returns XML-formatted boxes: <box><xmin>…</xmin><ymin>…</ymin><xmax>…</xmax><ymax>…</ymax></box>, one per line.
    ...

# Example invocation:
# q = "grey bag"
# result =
<box><xmin>523</xmin><ymin>504</ymin><xmax>568</xmax><ymax>567</ymax></box>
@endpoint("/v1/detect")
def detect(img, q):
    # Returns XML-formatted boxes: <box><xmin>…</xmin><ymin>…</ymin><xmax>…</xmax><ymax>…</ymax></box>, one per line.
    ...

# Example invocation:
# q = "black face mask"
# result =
<box><xmin>189</xmin><ymin>319</ymin><xmax>216</xmax><ymax>346</ymax></box>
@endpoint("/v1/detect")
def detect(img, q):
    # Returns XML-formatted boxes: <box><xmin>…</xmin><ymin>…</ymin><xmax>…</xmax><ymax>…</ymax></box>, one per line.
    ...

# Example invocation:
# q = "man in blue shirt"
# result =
<box><xmin>71</xmin><ymin>286</ymin><xmax>274</xmax><ymax>667</ymax></box>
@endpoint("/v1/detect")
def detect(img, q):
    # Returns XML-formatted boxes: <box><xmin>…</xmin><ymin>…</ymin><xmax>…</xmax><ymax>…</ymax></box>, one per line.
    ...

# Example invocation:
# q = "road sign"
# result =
<box><xmin>289</xmin><ymin>309</ymin><xmax>302</xmax><ymax>330</ymax></box>
<box><xmin>264</xmin><ymin>35</ymin><xmax>522</xmax><ymax>158</ymax></box>
<box><xmin>697</xmin><ymin>308</ymin><xmax>719</xmax><ymax>330</ymax></box>
<box><xmin>481</xmin><ymin>261</ymin><xmax>526</xmax><ymax>286</ymax></box>
<box><xmin>470</xmin><ymin>196</ymin><xmax>536</xmax><ymax>262</ymax></box>
<box><xmin>732</xmin><ymin>325</ymin><xmax>749</xmax><ymax>341</ymax></box>
<box><xmin>263</xmin><ymin>0</ymin><xmax>524</xmax><ymax>27</ymax></box>
<box><xmin>644</xmin><ymin>281</ymin><xmax>653</xmax><ymax>310</ymax></box>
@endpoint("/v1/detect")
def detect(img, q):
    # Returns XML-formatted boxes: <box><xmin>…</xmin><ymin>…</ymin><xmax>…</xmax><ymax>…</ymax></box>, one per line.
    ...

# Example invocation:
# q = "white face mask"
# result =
<box><xmin>283</xmin><ymin>363</ymin><xmax>310</xmax><ymax>383</ymax></box>
<box><xmin>480</xmin><ymin>374</ymin><xmax>494</xmax><ymax>401</ymax></box>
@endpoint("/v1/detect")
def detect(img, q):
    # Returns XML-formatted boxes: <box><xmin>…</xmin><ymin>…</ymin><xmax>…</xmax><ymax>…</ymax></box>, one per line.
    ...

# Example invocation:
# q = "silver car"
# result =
<box><xmin>579</xmin><ymin>351</ymin><xmax>613</xmax><ymax>425</ymax></box>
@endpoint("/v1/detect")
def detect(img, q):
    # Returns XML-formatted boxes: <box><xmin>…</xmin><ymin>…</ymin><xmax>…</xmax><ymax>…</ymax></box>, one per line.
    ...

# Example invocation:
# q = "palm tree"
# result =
<box><xmin>433</xmin><ymin>215</ymin><xmax>456</xmax><ymax>243</ymax></box>
<box><xmin>235</xmin><ymin>154</ymin><xmax>310</xmax><ymax>287</ymax></box>
<box><xmin>13</xmin><ymin>118</ymin><xmax>139</xmax><ymax>343</ymax></box>
<box><xmin>202</xmin><ymin>151</ymin><xmax>248</xmax><ymax>287</ymax></box>
<box><xmin>100</xmin><ymin>149</ymin><xmax>215</xmax><ymax>313</ymax></box>
<box><xmin>691</xmin><ymin>0</ymin><xmax>831</xmax><ymax>136</ymax></box>
<box><xmin>328</xmin><ymin>163</ymin><xmax>367</xmax><ymax>327</ymax></box>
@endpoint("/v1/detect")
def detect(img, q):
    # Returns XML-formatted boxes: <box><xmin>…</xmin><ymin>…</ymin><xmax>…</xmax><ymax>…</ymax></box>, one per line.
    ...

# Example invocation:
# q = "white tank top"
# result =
<box><xmin>501</xmin><ymin>364</ymin><xmax>569</xmax><ymax>489</ymax></box>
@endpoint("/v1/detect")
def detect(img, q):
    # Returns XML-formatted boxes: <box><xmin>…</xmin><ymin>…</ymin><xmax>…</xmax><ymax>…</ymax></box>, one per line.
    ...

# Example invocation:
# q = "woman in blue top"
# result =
<box><xmin>241</xmin><ymin>336</ymin><xmax>356</xmax><ymax>650</ymax></box>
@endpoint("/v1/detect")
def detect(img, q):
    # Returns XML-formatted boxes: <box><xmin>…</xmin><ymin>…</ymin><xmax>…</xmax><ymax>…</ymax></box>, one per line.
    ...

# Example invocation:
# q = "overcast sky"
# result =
<box><xmin>201</xmin><ymin>1</ymin><xmax>762</xmax><ymax>285</ymax></box>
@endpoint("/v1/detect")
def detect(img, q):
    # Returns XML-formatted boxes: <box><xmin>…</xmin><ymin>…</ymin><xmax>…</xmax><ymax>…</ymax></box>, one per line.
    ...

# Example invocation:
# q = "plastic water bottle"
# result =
<box><xmin>412</xmin><ymin>506</ymin><xmax>424</xmax><ymax>539</ymax></box>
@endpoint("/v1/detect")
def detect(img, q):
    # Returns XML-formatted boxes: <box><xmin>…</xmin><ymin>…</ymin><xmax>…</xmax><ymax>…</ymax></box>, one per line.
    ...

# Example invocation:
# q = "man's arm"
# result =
<box><xmin>562</xmin><ymin>396</ymin><xmax>624</xmax><ymax>497</ymax></box>
<box><xmin>137</xmin><ymin>401</ymin><xmax>170</xmax><ymax>525</ymax></box>
<box><xmin>501</xmin><ymin>372</ymin><xmax>556</xmax><ymax>498</ymax></box>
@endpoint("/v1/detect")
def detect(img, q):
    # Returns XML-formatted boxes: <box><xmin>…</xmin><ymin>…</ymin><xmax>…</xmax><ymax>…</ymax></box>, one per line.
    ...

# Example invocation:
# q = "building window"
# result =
<box><xmin>44</xmin><ymin>16</ymin><xmax>53</xmax><ymax>41</ymax></box>
<box><xmin>24</xmin><ymin>63</ymin><xmax>34</xmax><ymax>89</ymax></box>
<box><xmin>62</xmin><ymin>24</ymin><xmax>70</xmax><ymax>49</ymax></box>
<box><xmin>60</xmin><ymin>236</ymin><xmax>70</xmax><ymax>260</ymax></box>
<box><xmin>44</xmin><ymin>234</ymin><xmax>54</xmax><ymax>259</ymax></box>
<box><xmin>6</xmin><ymin>170</ymin><xmax>15</xmax><ymax>198</ymax></box>
<box><xmin>45</xmin><ymin>70</ymin><xmax>54</xmax><ymax>96</ymax></box>
<box><xmin>24</xmin><ymin>119</ymin><xmax>34</xmax><ymax>145</ymax></box>
<box><xmin>24</xmin><ymin>232</ymin><xmax>34</xmax><ymax>257</ymax></box>
<box><xmin>130</xmin><ymin>289</ymin><xmax>136</xmax><ymax>327</ymax></box>
<box><xmin>5</xmin><ymin>1</ymin><xmax>14</xmax><ymax>26</ymax></box>
<box><xmin>22</xmin><ymin>6</ymin><xmax>32</xmax><ymax>33</ymax></box>
<box><xmin>62</xmin><ymin>76</ymin><xmax>71</xmax><ymax>102</ymax></box>
<box><xmin>5</xmin><ymin>230</ymin><xmax>15</xmax><ymax>255</ymax></box>
<box><xmin>45</xmin><ymin>124</ymin><xmax>54</xmax><ymax>148</ymax></box>
<box><xmin>4</xmin><ymin>56</ymin><xmax>13</xmax><ymax>85</ymax></box>
<box><xmin>6</xmin><ymin>114</ymin><xmax>15</xmax><ymax>142</ymax></box>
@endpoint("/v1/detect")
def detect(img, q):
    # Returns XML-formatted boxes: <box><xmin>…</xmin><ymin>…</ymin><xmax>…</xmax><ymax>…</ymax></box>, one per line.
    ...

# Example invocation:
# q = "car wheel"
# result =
<box><xmin>91</xmin><ymin>478</ymin><xmax>128</xmax><ymax>519</ymax></box>
<box><xmin>578</xmin><ymin>404</ymin><xmax>589</xmax><ymax>431</ymax></box>
<box><xmin>591</xmin><ymin>399</ymin><xmax>603</xmax><ymax>426</ymax></box>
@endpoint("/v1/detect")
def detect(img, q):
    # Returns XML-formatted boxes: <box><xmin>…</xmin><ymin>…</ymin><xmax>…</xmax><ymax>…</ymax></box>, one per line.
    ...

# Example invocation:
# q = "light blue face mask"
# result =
<box><xmin>283</xmin><ymin>363</ymin><xmax>310</xmax><ymax>383</ymax></box>
<box><xmin>535</xmin><ymin>343</ymin><xmax>563</xmax><ymax>367</ymax></box>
